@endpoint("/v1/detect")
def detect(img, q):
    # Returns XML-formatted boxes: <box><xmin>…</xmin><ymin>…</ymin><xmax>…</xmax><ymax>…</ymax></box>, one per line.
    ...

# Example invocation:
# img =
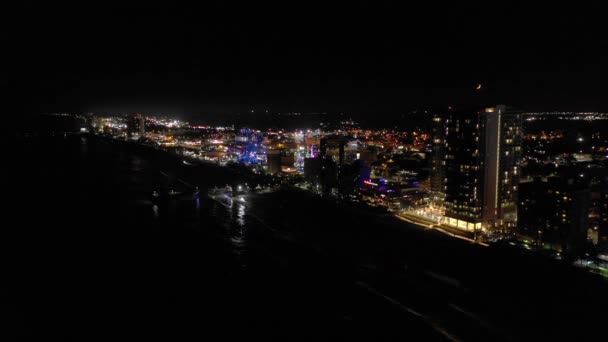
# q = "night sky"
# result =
<box><xmin>7</xmin><ymin>2</ymin><xmax>608</xmax><ymax>119</ymax></box>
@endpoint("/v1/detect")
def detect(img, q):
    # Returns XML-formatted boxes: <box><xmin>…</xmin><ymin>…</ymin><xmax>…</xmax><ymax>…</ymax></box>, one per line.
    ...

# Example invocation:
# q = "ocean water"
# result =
<box><xmin>6</xmin><ymin>134</ymin><xmax>608</xmax><ymax>341</ymax></box>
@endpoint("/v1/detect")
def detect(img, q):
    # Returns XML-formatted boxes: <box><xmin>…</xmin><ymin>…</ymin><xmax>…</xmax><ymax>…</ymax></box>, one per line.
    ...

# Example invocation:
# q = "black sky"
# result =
<box><xmin>7</xmin><ymin>1</ymin><xmax>608</xmax><ymax>118</ymax></box>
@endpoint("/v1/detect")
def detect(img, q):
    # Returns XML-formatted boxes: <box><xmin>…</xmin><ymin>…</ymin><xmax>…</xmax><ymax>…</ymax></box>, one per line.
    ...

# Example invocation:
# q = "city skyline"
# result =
<box><xmin>24</xmin><ymin>109</ymin><xmax>608</xmax><ymax>259</ymax></box>
<box><xmin>10</xmin><ymin>107</ymin><xmax>608</xmax><ymax>340</ymax></box>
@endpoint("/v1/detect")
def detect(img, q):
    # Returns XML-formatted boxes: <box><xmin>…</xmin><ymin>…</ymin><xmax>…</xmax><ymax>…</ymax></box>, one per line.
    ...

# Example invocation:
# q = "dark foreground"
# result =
<box><xmin>5</xmin><ymin>134</ymin><xmax>608</xmax><ymax>341</ymax></box>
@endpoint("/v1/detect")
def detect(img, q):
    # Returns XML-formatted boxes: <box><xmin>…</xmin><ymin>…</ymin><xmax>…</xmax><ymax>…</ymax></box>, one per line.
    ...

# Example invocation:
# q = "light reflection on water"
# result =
<box><xmin>236</xmin><ymin>202</ymin><xmax>245</xmax><ymax>227</ymax></box>
<box><xmin>152</xmin><ymin>204</ymin><xmax>159</xmax><ymax>220</ymax></box>
<box><xmin>231</xmin><ymin>204</ymin><xmax>247</xmax><ymax>245</ymax></box>
<box><xmin>228</xmin><ymin>200</ymin><xmax>248</xmax><ymax>266</ymax></box>
<box><xmin>80</xmin><ymin>136</ymin><xmax>88</xmax><ymax>156</ymax></box>
<box><xmin>130</xmin><ymin>156</ymin><xmax>251</xmax><ymax>266</ymax></box>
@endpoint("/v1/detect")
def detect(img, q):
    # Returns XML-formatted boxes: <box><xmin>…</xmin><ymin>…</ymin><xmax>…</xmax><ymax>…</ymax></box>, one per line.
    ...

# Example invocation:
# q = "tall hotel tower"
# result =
<box><xmin>431</xmin><ymin>105</ymin><xmax>522</xmax><ymax>234</ymax></box>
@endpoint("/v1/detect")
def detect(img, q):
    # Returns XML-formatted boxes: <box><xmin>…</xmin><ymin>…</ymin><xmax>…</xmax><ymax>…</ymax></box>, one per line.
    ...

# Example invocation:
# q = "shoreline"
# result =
<box><xmin>79</xmin><ymin>133</ymin><xmax>608</xmax><ymax>281</ymax></box>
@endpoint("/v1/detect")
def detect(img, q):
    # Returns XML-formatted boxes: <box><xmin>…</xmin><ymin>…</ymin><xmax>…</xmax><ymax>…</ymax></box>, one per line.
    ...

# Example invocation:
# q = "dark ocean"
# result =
<box><xmin>6</xmin><ymin>133</ymin><xmax>608</xmax><ymax>341</ymax></box>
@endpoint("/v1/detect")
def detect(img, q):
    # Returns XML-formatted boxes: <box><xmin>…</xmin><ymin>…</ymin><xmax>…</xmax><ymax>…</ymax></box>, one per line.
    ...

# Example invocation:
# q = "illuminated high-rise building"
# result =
<box><xmin>519</xmin><ymin>176</ymin><xmax>590</xmax><ymax>258</ymax></box>
<box><xmin>431</xmin><ymin>105</ymin><xmax>522</xmax><ymax>234</ymax></box>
